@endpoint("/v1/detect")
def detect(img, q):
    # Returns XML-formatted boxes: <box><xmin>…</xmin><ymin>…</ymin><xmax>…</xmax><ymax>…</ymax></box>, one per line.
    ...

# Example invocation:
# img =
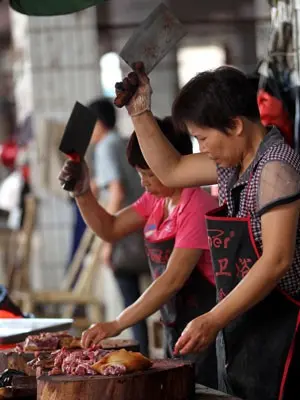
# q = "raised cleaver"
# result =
<box><xmin>59</xmin><ymin>101</ymin><xmax>97</xmax><ymax>192</ymax></box>
<box><xmin>114</xmin><ymin>3</ymin><xmax>186</xmax><ymax>108</ymax></box>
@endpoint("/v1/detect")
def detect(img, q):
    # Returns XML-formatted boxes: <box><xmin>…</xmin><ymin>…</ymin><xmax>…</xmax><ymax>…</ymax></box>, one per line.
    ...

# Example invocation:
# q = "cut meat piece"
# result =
<box><xmin>23</xmin><ymin>333</ymin><xmax>60</xmax><ymax>352</ymax></box>
<box><xmin>92</xmin><ymin>349</ymin><xmax>152</xmax><ymax>376</ymax></box>
<box><xmin>54</xmin><ymin>349</ymin><xmax>69</xmax><ymax>369</ymax></box>
<box><xmin>74</xmin><ymin>364</ymin><xmax>97</xmax><ymax>376</ymax></box>
<box><xmin>58</xmin><ymin>336</ymin><xmax>73</xmax><ymax>349</ymax></box>
<box><xmin>15</xmin><ymin>343</ymin><xmax>24</xmax><ymax>354</ymax></box>
<box><xmin>38</xmin><ymin>347</ymin><xmax>113</xmax><ymax>376</ymax></box>
<box><xmin>27</xmin><ymin>352</ymin><xmax>56</xmax><ymax>370</ymax></box>
<box><xmin>28</xmin><ymin>348</ymin><xmax>152</xmax><ymax>377</ymax></box>
<box><xmin>49</xmin><ymin>366</ymin><xmax>63</xmax><ymax>376</ymax></box>
<box><xmin>17</xmin><ymin>333</ymin><xmax>81</xmax><ymax>354</ymax></box>
<box><xmin>26</xmin><ymin>343</ymin><xmax>119</xmax><ymax>377</ymax></box>
<box><xmin>58</xmin><ymin>335</ymin><xmax>82</xmax><ymax>350</ymax></box>
<box><xmin>100</xmin><ymin>363</ymin><xmax>127</xmax><ymax>376</ymax></box>
<box><xmin>69</xmin><ymin>337</ymin><xmax>82</xmax><ymax>349</ymax></box>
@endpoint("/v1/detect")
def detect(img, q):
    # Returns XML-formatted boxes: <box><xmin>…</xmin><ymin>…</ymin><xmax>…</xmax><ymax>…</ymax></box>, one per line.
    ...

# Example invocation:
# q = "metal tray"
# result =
<box><xmin>0</xmin><ymin>318</ymin><xmax>73</xmax><ymax>344</ymax></box>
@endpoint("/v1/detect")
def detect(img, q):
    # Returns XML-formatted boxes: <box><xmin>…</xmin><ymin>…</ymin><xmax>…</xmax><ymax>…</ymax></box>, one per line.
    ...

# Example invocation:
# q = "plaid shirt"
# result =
<box><xmin>217</xmin><ymin>127</ymin><xmax>300</xmax><ymax>296</ymax></box>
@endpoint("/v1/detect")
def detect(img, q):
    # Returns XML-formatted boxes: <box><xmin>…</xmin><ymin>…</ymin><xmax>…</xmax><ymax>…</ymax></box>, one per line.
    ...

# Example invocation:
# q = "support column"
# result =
<box><xmin>10</xmin><ymin>8</ymin><xmax>101</xmax><ymax>290</ymax></box>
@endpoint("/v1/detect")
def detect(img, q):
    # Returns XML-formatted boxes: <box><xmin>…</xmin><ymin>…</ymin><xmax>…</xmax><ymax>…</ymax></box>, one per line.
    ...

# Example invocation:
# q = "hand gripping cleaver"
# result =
<box><xmin>59</xmin><ymin>101</ymin><xmax>97</xmax><ymax>192</ymax></box>
<box><xmin>114</xmin><ymin>3</ymin><xmax>186</xmax><ymax>108</ymax></box>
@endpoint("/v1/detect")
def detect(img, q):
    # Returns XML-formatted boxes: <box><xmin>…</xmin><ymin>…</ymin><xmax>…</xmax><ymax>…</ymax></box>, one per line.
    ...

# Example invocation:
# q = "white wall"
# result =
<box><xmin>10</xmin><ymin>8</ymin><xmax>101</xmax><ymax>290</ymax></box>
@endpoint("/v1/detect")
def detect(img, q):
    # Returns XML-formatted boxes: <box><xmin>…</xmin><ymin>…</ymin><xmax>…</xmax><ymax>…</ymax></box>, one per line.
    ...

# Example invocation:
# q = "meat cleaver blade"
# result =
<box><xmin>115</xmin><ymin>3</ymin><xmax>186</xmax><ymax>107</ymax></box>
<box><xmin>59</xmin><ymin>101</ymin><xmax>97</xmax><ymax>192</ymax></box>
<box><xmin>120</xmin><ymin>3</ymin><xmax>186</xmax><ymax>74</ymax></box>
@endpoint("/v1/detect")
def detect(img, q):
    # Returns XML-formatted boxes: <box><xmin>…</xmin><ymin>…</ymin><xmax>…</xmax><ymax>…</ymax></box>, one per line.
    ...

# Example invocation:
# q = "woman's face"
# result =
<box><xmin>186</xmin><ymin>122</ymin><xmax>243</xmax><ymax>168</ymax></box>
<box><xmin>136</xmin><ymin>167</ymin><xmax>174</xmax><ymax>197</ymax></box>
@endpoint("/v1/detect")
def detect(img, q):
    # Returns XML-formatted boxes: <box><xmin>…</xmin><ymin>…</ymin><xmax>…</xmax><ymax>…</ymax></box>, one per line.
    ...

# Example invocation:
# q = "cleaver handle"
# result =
<box><xmin>62</xmin><ymin>178</ymin><xmax>78</xmax><ymax>192</ymax></box>
<box><xmin>114</xmin><ymin>82</ymin><xmax>138</xmax><ymax>108</ymax></box>
<box><xmin>61</xmin><ymin>153</ymin><xmax>81</xmax><ymax>192</ymax></box>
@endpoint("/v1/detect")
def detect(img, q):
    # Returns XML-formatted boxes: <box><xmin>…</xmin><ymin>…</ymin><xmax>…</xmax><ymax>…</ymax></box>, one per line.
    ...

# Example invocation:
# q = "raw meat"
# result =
<box><xmin>92</xmin><ymin>349</ymin><xmax>152</xmax><ymax>375</ymax></box>
<box><xmin>101</xmin><ymin>364</ymin><xmax>127</xmax><ymax>376</ymax></box>
<box><xmin>16</xmin><ymin>332</ymin><xmax>81</xmax><ymax>353</ymax></box>
<box><xmin>29</xmin><ymin>347</ymin><xmax>111</xmax><ymax>376</ymax></box>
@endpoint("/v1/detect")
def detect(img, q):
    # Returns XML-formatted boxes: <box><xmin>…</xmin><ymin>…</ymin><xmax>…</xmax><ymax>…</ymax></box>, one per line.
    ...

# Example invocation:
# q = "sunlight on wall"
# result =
<box><xmin>100</xmin><ymin>52</ymin><xmax>123</xmax><ymax>98</ymax></box>
<box><xmin>177</xmin><ymin>45</ymin><xmax>226</xmax><ymax>90</ymax></box>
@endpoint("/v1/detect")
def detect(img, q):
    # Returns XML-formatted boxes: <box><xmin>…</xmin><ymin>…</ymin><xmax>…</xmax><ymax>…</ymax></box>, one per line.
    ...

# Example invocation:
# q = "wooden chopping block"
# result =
<box><xmin>0</xmin><ymin>351</ymin><xmax>35</xmax><ymax>376</ymax></box>
<box><xmin>0</xmin><ymin>376</ymin><xmax>36</xmax><ymax>399</ymax></box>
<box><xmin>37</xmin><ymin>359</ymin><xmax>194</xmax><ymax>400</ymax></box>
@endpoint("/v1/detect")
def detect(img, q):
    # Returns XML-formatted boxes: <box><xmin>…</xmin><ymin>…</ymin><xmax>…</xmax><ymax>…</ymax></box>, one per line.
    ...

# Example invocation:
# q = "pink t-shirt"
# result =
<box><xmin>132</xmin><ymin>187</ymin><xmax>218</xmax><ymax>285</ymax></box>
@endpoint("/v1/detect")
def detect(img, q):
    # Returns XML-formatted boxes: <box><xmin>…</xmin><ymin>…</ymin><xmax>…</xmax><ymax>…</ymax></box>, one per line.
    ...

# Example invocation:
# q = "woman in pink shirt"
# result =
<box><xmin>58</xmin><ymin>117</ymin><xmax>218</xmax><ymax>388</ymax></box>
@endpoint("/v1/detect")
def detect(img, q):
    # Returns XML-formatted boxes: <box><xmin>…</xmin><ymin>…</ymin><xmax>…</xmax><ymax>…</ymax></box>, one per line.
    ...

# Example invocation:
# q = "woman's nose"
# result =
<box><xmin>198</xmin><ymin>140</ymin><xmax>207</xmax><ymax>154</ymax></box>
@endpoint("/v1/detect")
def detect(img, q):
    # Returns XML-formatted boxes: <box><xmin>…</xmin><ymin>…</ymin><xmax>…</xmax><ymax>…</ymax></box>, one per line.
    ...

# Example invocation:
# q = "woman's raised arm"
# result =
<box><xmin>115</xmin><ymin>63</ymin><xmax>217</xmax><ymax>188</ymax></box>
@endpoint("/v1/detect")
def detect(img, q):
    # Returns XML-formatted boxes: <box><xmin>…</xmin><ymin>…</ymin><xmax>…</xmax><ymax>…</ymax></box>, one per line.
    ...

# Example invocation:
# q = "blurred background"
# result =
<box><xmin>0</xmin><ymin>0</ymin><xmax>294</xmax><ymax>356</ymax></box>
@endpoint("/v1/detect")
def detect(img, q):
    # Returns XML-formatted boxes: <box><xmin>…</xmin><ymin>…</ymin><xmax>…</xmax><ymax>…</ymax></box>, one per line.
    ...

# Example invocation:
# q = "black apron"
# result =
<box><xmin>205</xmin><ymin>202</ymin><xmax>300</xmax><ymax>400</ymax></box>
<box><xmin>145</xmin><ymin>237</ymin><xmax>218</xmax><ymax>389</ymax></box>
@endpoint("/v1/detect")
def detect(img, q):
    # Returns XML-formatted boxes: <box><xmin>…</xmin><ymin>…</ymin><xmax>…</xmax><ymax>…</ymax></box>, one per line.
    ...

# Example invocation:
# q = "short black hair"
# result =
<box><xmin>88</xmin><ymin>98</ymin><xmax>116</xmax><ymax>129</ymax></box>
<box><xmin>172</xmin><ymin>66</ymin><xmax>260</xmax><ymax>134</ymax></box>
<box><xmin>127</xmin><ymin>117</ymin><xmax>193</xmax><ymax>169</ymax></box>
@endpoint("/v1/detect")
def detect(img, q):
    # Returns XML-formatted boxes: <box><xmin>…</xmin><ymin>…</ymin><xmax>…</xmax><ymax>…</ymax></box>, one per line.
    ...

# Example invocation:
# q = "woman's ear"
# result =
<box><xmin>227</xmin><ymin>117</ymin><xmax>244</xmax><ymax>137</ymax></box>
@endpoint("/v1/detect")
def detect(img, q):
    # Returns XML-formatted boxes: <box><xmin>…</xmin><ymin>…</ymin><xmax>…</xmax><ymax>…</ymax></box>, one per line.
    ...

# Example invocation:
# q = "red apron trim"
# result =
<box><xmin>278</xmin><ymin>289</ymin><xmax>300</xmax><ymax>307</ymax></box>
<box><xmin>206</xmin><ymin>214</ymin><xmax>249</xmax><ymax>222</ymax></box>
<box><xmin>278</xmin><ymin>309</ymin><xmax>300</xmax><ymax>400</ymax></box>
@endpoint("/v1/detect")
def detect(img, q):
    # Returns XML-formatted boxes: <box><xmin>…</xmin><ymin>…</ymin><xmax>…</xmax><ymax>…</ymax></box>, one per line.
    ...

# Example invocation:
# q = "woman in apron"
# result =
<box><xmin>58</xmin><ymin>117</ymin><xmax>218</xmax><ymax>388</ymax></box>
<box><xmin>116</xmin><ymin>64</ymin><xmax>300</xmax><ymax>399</ymax></box>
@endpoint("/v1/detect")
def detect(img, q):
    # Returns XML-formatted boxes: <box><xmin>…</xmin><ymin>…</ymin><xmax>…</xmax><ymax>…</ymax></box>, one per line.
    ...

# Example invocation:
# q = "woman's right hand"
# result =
<box><xmin>114</xmin><ymin>61</ymin><xmax>152</xmax><ymax>117</ymax></box>
<box><xmin>81</xmin><ymin>320</ymin><xmax>122</xmax><ymax>349</ymax></box>
<box><xmin>58</xmin><ymin>159</ymin><xmax>90</xmax><ymax>198</ymax></box>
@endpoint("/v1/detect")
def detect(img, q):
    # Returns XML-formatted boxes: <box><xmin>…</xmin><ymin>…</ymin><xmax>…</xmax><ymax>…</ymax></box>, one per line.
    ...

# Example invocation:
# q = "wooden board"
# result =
<box><xmin>37</xmin><ymin>360</ymin><xmax>195</xmax><ymax>400</ymax></box>
<box><xmin>0</xmin><ymin>351</ymin><xmax>35</xmax><ymax>376</ymax></box>
<box><xmin>0</xmin><ymin>382</ymin><xmax>241</xmax><ymax>400</ymax></box>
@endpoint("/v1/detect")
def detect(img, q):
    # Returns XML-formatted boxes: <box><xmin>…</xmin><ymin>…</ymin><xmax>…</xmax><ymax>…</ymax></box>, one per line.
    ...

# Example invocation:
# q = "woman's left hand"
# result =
<box><xmin>81</xmin><ymin>320</ymin><xmax>121</xmax><ymax>349</ymax></box>
<box><xmin>174</xmin><ymin>312</ymin><xmax>220</xmax><ymax>355</ymax></box>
